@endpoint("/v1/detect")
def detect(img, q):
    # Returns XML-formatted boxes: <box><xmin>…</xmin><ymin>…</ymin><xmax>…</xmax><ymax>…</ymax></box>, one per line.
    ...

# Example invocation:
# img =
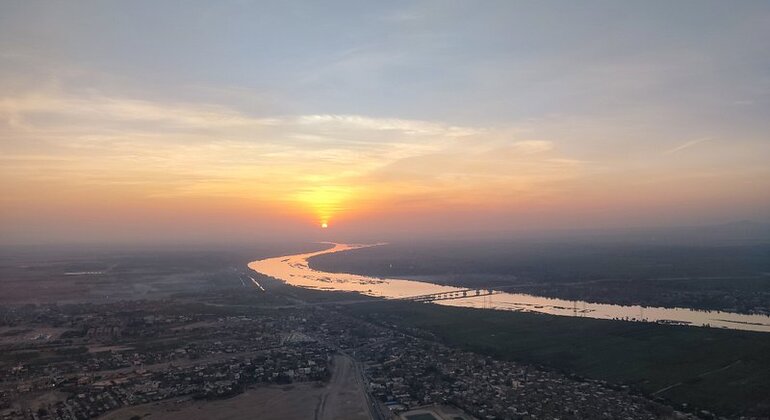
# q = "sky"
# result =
<box><xmin>1</xmin><ymin>1</ymin><xmax>769</xmax><ymax>245</ymax></box>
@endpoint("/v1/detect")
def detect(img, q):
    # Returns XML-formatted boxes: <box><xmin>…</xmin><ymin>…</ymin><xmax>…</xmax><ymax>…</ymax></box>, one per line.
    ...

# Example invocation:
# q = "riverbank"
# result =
<box><xmin>310</xmin><ymin>241</ymin><xmax>770</xmax><ymax>315</ymax></box>
<box><xmin>340</xmin><ymin>299</ymin><xmax>770</xmax><ymax>418</ymax></box>
<box><xmin>249</xmin><ymin>243</ymin><xmax>770</xmax><ymax>332</ymax></box>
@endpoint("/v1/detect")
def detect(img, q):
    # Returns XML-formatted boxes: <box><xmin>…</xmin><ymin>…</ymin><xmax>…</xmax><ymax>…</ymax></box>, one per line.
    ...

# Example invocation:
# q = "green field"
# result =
<box><xmin>405</xmin><ymin>414</ymin><xmax>438</xmax><ymax>420</ymax></box>
<box><xmin>344</xmin><ymin>300</ymin><xmax>770</xmax><ymax>417</ymax></box>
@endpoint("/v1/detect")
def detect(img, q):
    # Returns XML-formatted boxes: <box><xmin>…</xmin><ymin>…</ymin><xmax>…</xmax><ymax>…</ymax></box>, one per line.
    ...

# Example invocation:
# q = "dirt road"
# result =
<box><xmin>315</xmin><ymin>355</ymin><xmax>372</xmax><ymax>420</ymax></box>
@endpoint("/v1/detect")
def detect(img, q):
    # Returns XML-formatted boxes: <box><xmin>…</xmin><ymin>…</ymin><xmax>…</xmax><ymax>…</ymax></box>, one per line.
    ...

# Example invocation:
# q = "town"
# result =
<box><xmin>0</xmin><ymin>284</ymin><xmax>699</xmax><ymax>420</ymax></box>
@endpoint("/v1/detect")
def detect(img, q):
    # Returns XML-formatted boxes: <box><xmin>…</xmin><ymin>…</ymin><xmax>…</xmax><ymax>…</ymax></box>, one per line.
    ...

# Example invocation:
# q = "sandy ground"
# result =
<box><xmin>0</xmin><ymin>326</ymin><xmax>70</xmax><ymax>345</ymax></box>
<box><xmin>316</xmin><ymin>355</ymin><xmax>371</xmax><ymax>420</ymax></box>
<box><xmin>399</xmin><ymin>405</ymin><xmax>475</xmax><ymax>420</ymax></box>
<box><xmin>100</xmin><ymin>355</ymin><xmax>371</xmax><ymax>420</ymax></box>
<box><xmin>7</xmin><ymin>391</ymin><xmax>70</xmax><ymax>415</ymax></box>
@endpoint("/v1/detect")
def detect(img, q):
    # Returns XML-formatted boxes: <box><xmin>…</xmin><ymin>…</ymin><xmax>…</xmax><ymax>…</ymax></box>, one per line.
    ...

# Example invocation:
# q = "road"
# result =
<box><xmin>652</xmin><ymin>359</ymin><xmax>743</xmax><ymax>396</ymax></box>
<box><xmin>314</xmin><ymin>355</ymin><xmax>372</xmax><ymax>420</ymax></box>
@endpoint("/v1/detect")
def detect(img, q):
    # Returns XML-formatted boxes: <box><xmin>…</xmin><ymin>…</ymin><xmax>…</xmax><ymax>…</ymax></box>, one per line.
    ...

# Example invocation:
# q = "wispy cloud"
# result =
<box><xmin>0</xmin><ymin>90</ymin><xmax>577</xmax><ymax>218</ymax></box>
<box><xmin>664</xmin><ymin>137</ymin><xmax>710</xmax><ymax>155</ymax></box>
<box><xmin>297</xmin><ymin>114</ymin><xmax>479</xmax><ymax>137</ymax></box>
<box><xmin>0</xmin><ymin>92</ymin><xmax>282</xmax><ymax>131</ymax></box>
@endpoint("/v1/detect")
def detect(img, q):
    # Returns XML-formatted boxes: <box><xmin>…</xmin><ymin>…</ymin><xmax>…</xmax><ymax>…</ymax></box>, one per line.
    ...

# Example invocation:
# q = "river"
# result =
<box><xmin>248</xmin><ymin>243</ymin><xmax>770</xmax><ymax>333</ymax></box>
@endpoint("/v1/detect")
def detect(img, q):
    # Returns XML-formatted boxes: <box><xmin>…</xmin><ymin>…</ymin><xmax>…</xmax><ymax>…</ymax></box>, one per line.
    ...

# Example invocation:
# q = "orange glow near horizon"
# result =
<box><xmin>293</xmin><ymin>185</ymin><xmax>354</xmax><ymax>229</ymax></box>
<box><xmin>1</xmin><ymin>3</ymin><xmax>770</xmax><ymax>246</ymax></box>
<box><xmin>0</xmin><ymin>91</ymin><xmax>768</xmax><ymax>245</ymax></box>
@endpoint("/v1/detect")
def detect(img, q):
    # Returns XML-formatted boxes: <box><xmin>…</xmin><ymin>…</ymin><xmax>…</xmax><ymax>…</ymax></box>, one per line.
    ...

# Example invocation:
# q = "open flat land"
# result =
<box><xmin>0</xmin><ymin>243</ymin><xmax>325</xmax><ymax>305</ymax></box>
<box><xmin>311</xmin><ymin>241</ymin><xmax>770</xmax><ymax>314</ymax></box>
<box><xmin>344</xmin><ymin>299</ymin><xmax>770</xmax><ymax>417</ymax></box>
<box><xmin>400</xmin><ymin>405</ymin><xmax>473</xmax><ymax>420</ymax></box>
<box><xmin>99</xmin><ymin>355</ymin><xmax>370</xmax><ymax>420</ymax></box>
<box><xmin>99</xmin><ymin>385</ymin><xmax>322</xmax><ymax>420</ymax></box>
<box><xmin>3</xmin><ymin>245</ymin><xmax>770</xmax><ymax>418</ymax></box>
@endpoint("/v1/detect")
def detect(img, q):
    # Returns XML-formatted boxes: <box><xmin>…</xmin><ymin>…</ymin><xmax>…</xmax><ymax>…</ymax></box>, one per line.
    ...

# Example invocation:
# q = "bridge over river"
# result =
<box><xmin>248</xmin><ymin>242</ymin><xmax>770</xmax><ymax>333</ymax></box>
<box><xmin>399</xmin><ymin>288</ymin><xmax>502</xmax><ymax>303</ymax></box>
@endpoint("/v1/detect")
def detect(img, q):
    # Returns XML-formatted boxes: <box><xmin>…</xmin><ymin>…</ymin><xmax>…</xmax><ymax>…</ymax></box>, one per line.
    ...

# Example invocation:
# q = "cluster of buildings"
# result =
<box><xmin>1</xmin><ymin>297</ymin><xmax>701</xmax><ymax>420</ymax></box>
<box><xmin>303</xmin><ymin>311</ymin><xmax>688</xmax><ymax>420</ymax></box>
<box><xmin>0</xmin><ymin>304</ymin><xmax>331</xmax><ymax>420</ymax></box>
<box><xmin>12</xmin><ymin>343</ymin><xmax>331</xmax><ymax>420</ymax></box>
<box><xmin>363</xmin><ymin>336</ymin><xmax>674</xmax><ymax>419</ymax></box>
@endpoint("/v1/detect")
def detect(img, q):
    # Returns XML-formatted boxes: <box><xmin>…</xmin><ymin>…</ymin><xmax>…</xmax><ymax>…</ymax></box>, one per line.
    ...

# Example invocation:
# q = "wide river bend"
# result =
<box><xmin>249</xmin><ymin>243</ymin><xmax>770</xmax><ymax>333</ymax></box>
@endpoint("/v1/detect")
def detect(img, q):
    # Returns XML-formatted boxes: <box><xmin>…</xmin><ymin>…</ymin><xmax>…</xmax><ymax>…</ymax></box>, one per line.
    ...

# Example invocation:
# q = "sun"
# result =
<box><xmin>294</xmin><ymin>185</ymin><xmax>351</xmax><ymax>230</ymax></box>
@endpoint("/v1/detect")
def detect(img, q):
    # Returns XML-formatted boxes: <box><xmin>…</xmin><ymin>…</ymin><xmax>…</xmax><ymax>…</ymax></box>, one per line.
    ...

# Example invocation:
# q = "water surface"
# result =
<box><xmin>248</xmin><ymin>243</ymin><xmax>770</xmax><ymax>333</ymax></box>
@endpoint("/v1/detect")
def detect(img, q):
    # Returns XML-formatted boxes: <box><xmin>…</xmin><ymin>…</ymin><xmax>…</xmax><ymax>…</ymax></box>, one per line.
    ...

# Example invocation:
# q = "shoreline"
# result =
<box><xmin>249</xmin><ymin>242</ymin><xmax>770</xmax><ymax>333</ymax></box>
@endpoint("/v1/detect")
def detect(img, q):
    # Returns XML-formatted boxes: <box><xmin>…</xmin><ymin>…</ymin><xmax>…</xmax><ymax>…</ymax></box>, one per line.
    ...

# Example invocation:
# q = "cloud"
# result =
<box><xmin>664</xmin><ymin>137</ymin><xmax>710</xmax><ymax>155</ymax></box>
<box><xmin>510</xmin><ymin>140</ymin><xmax>554</xmax><ymax>154</ymax></box>
<box><xmin>296</xmin><ymin>114</ymin><xmax>479</xmax><ymax>137</ymax></box>
<box><xmin>0</xmin><ymin>89</ymin><xmax>583</xmax><ymax>224</ymax></box>
<box><xmin>0</xmin><ymin>92</ymin><xmax>282</xmax><ymax>132</ymax></box>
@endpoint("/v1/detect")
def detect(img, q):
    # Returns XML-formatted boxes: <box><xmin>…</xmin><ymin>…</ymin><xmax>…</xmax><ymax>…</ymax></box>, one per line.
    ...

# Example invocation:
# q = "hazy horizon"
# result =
<box><xmin>2</xmin><ymin>1</ymin><xmax>769</xmax><ymax>245</ymax></box>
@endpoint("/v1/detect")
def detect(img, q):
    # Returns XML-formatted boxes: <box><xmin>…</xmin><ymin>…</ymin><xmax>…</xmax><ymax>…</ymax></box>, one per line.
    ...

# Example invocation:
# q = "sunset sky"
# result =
<box><xmin>1</xmin><ymin>1</ymin><xmax>769</xmax><ymax>244</ymax></box>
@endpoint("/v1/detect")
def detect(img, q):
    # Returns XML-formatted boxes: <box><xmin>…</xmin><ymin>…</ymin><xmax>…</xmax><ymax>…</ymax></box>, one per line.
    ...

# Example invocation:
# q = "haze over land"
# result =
<box><xmin>3</xmin><ymin>3</ymin><xmax>770</xmax><ymax>419</ymax></box>
<box><xmin>1</xmin><ymin>1</ymin><xmax>769</xmax><ymax>245</ymax></box>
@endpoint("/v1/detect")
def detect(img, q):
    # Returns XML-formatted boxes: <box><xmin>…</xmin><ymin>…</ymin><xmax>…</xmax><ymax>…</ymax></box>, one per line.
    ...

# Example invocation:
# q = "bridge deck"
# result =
<box><xmin>400</xmin><ymin>288</ymin><xmax>503</xmax><ymax>302</ymax></box>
